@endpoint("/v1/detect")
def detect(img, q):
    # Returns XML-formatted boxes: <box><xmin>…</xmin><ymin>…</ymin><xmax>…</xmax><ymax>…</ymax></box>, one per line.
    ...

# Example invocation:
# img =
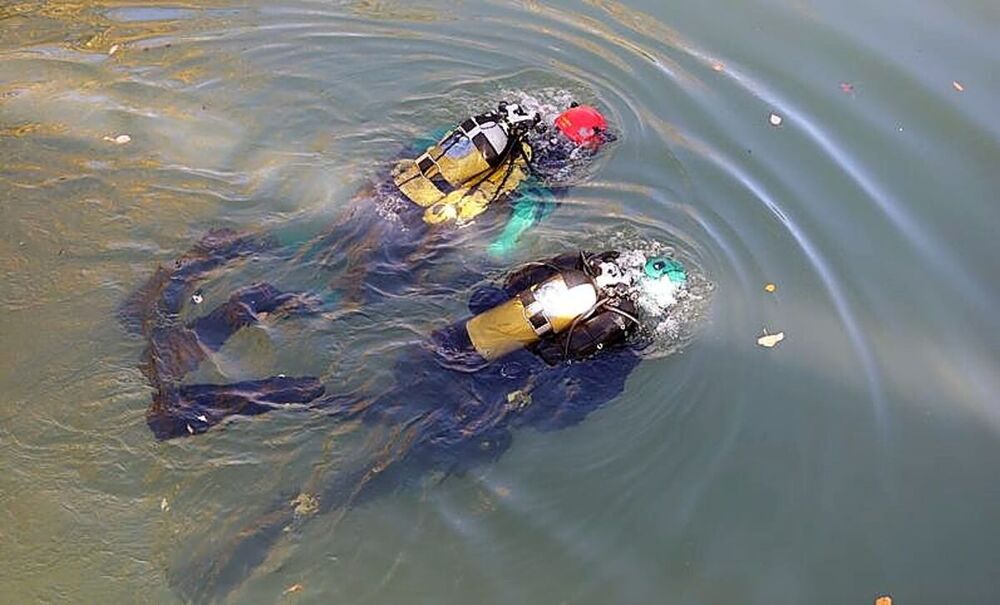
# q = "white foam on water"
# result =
<box><xmin>593</xmin><ymin>230</ymin><xmax>713</xmax><ymax>359</ymax></box>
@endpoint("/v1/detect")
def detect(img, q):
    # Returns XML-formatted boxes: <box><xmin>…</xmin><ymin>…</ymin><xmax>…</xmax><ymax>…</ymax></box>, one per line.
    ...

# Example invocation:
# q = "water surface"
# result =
<box><xmin>2</xmin><ymin>1</ymin><xmax>999</xmax><ymax>603</ymax></box>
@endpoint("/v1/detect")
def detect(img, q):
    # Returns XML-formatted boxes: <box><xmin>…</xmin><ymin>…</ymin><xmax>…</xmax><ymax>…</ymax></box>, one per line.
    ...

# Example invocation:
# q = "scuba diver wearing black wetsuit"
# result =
<box><xmin>142</xmin><ymin>248</ymin><xmax>688</xmax><ymax>440</ymax></box>
<box><xmin>161</xmin><ymin>247</ymin><xmax>689</xmax><ymax>602</ymax></box>
<box><xmin>301</xmin><ymin>100</ymin><xmax>613</xmax><ymax>302</ymax></box>
<box><xmin>119</xmin><ymin>100</ymin><xmax>613</xmax><ymax>384</ymax></box>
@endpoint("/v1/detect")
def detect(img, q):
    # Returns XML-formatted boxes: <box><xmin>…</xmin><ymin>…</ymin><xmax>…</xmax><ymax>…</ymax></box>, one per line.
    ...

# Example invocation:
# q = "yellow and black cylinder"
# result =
<box><xmin>464</xmin><ymin>272</ymin><xmax>598</xmax><ymax>360</ymax></box>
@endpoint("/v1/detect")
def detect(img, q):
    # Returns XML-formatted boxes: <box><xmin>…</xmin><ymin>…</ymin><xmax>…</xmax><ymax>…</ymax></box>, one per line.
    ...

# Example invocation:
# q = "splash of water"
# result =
<box><xmin>596</xmin><ymin>228</ymin><xmax>713</xmax><ymax>359</ymax></box>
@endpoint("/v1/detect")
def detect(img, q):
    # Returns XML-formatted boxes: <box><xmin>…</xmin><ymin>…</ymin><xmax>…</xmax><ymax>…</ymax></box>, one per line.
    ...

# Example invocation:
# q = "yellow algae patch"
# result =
<box><xmin>352</xmin><ymin>0</ymin><xmax>442</xmax><ymax>22</ymax></box>
<box><xmin>291</xmin><ymin>493</ymin><xmax>319</xmax><ymax>517</ymax></box>
<box><xmin>0</xmin><ymin>122</ymin><xmax>67</xmax><ymax>138</ymax></box>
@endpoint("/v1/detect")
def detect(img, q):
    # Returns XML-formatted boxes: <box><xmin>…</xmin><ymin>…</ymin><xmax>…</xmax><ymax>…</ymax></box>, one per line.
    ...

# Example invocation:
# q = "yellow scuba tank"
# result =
<box><xmin>465</xmin><ymin>270</ymin><xmax>599</xmax><ymax>360</ymax></box>
<box><xmin>391</xmin><ymin>111</ymin><xmax>532</xmax><ymax>225</ymax></box>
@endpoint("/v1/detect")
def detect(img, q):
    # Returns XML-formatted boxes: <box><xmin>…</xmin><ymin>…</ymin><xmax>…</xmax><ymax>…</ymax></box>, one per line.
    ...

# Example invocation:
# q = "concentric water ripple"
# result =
<box><xmin>2</xmin><ymin>1</ymin><xmax>998</xmax><ymax>603</ymax></box>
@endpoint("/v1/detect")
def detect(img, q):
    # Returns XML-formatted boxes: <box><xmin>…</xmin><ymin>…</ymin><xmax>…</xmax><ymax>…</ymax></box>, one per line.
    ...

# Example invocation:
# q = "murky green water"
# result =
<box><xmin>2</xmin><ymin>1</ymin><xmax>999</xmax><ymax>603</ymax></box>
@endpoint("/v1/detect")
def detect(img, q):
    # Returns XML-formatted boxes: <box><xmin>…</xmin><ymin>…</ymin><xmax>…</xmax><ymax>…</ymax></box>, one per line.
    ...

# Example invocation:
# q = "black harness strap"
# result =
<box><xmin>518</xmin><ymin>289</ymin><xmax>552</xmax><ymax>336</ymax></box>
<box><xmin>399</xmin><ymin>111</ymin><xmax>523</xmax><ymax>202</ymax></box>
<box><xmin>461</xmin><ymin>114</ymin><xmax>508</xmax><ymax>169</ymax></box>
<box><xmin>472</xmin><ymin>132</ymin><xmax>500</xmax><ymax>166</ymax></box>
<box><xmin>415</xmin><ymin>154</ymin><xmax>456</xmax><ymax>196</ymax></box>
<box><xmin>394</xmin><ymin>135</ymin><xmax>458</xmax><ymax>192</ymax></box>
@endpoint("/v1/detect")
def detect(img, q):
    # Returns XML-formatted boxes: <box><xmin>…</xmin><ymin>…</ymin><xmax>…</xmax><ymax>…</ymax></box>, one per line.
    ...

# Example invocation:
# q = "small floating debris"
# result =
<box><xmin>764</xmin><ymin>283</ymin><xmax>777</xmax><ymax>293</ymax></box>
<box><xmin>839</xmin><ymin>82</ymin><xmax>854</xmax><ymax>93</ymax></box>
<box><xmin>506</xmin><ymin>389</ymin><xmax>532</xmax><ymax>411</ymax></box>
<box><xmin>191</xmin><ymin>290</ymin><xmax>203</xmax><ymax>304</ymax></box>
<box><xmin>711</xmin><ymin>61</ymin><xmax>725</xmax><ymax>72</ymax></box>
<box><xmin>952</xmin><ymin>80</ymin><xmax>965</xmax><ymax>92</ymax></box>
<box><xmin>283</xmin><ymin>584</ymin><xmax>304</xmax><ymax>595</ymax></box>
<box><xmin>757</xmin><ymin>330</ymin><xmax>785</xmax><ymax>348</ymax></box>
<box><xmin>291</xmin><ymin>493</ymin><xmax>319</xmax><ymax>517</ymax></box>
<box><xmin>768</xmin><ymin>112</ymin><xmax>783</xmax><ymax>127</ymax></box>
<box><xmin>108</xmin><ymin>44</ymin><xmax>120</xmax><ymax>56</ymax></box>
<box><xmin>103</xmin><ymin>134</ymin><xmax>131</xmax><ymax>144</ymax></box>
<box><xmin>875</xmin><ymin>596</ymin><xmax>892</xmax><ymax>605</ymax></box>
<box><xmin>160</xmin><ymin>497</ymin><xmax>169</xmax><ymax>512</ymax></box>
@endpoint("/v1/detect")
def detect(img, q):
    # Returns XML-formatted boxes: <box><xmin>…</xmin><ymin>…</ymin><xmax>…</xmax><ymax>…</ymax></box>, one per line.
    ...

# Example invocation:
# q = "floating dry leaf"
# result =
<box><xmin>768</xmin><ymin>112</ymin><xmax>783</xmax><ymax>127</ymax></box>
<box><xmin>103</xmin><ymin>134</ymin><xmax>131</xmax><ymax>144</ymax></box>
<box><xmin>952</xmin><ymin>80</ymin><xmax>965</xmax><ymax>92</ymax></box>
<box><xmin>875</xmin><ymin>596</ymin><xmax>892</xmax><ymax>605</ymax></box>
<box><xmin>283</xmin><ymin>584</ymin><xmax>304</xmax><ymax>595</ymax></box>
<box><xmin>757</xmin><ymin>331</ymin><xmax>785</xmax><ymax>348</ymax></box>
<box><xmin>764</xmin><ymin>283</ymin><xmax>777</xmax><ymax>293</ymax></box>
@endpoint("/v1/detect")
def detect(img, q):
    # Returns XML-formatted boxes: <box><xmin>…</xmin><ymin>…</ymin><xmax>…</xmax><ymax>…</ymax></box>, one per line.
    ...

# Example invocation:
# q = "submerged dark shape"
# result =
<box><xmin>162</xmin><ymin>250</ymin><xmax>661</xmax><ymax>603</ymax></box>
<box><xmin>129</xmin><ymin>242</ymin><xmax>648</xmax><ymax>442</ymax></box>
<box><xmin>118</xmin><ymin>228</ymin><xmax>277</xmax><ymax>337</ymax></box>
<box><xmin>121</xmin><ymin>98</ymin><xmax>616</xmax><ymax>436</ymax></box>
<box><xmin>118</xmin><ymin>99</ymin><xmax>642</xmax><ymax>602</ymax></box>
<box><xmin>275</xmin><ymin>99</ymin><xmax>614</xmax><ymax>305</ymax></box>
<box><xmin>118</xmin><ymin>229</ymin><xmax>322</xmax><ymax>438</ymax></box>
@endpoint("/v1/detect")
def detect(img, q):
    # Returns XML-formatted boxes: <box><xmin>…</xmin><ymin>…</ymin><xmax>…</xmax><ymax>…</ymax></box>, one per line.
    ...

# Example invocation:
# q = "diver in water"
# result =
<box><xmin>160</xmin><ymin>247</ymin><xmax>690</xmax><ymax>601</ymax></box>
<box><xmin>119</xmin><ymin>99</ymin><xmax>613</xmax><ymax>341</ymax></box>
<box><xmin>144</xmin><ymin>246</ymin><xmax>688</xmax><ymax>440</ymax></box>
<box><xmin>308</xmin><ymin>99</ymin><xmax>613</xmax><ymax>281</ymax></box>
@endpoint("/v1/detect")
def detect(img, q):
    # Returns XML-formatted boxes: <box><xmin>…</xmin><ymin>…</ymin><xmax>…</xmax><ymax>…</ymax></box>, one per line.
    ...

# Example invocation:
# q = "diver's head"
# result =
<box><xmin>553</xmin><ymin>103</ymin><xmax>610</xmax><ymax>147</ymax></box>
<box><xmin>526</xmin><ymin>101</ymin><xmax>614</xmax><ymax>184</ymax></box>
<box><xmin>590</xmin><ymin>250</ymin><xmax>687</xmax><ymax>318</ymax></box>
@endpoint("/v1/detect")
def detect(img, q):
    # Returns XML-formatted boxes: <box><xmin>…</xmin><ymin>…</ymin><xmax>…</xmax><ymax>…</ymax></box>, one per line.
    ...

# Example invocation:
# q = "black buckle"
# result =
<box><xmin>519</xmin><ymin>290</ymin><xmax>552</xmax><ymax>336</ymax></box>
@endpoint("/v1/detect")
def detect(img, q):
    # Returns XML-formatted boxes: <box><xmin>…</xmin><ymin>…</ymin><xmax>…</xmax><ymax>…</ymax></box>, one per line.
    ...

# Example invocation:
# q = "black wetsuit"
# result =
<box><xmin>295</xmin><ymin>122</ymin><xmax>596</xmax><ymax>305</ymax></box>
<box><xmin>129</xmin><ymin>242</ymin><xmax>646</xmax><ymax>603</ymax></box>
<box><xmin>120</xmin><ymin>105</ymin><xmax>606</xmax><ymax>327</ymax></box>
<box><xmin>119</xmin><ymin>107</ymin><xmax>612</xmax><ymax>439</ymax></box>
<box><xmin>132</xmin><ymin>243</ymin><xmax>642</xmax><ymax>441</ymax></box>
